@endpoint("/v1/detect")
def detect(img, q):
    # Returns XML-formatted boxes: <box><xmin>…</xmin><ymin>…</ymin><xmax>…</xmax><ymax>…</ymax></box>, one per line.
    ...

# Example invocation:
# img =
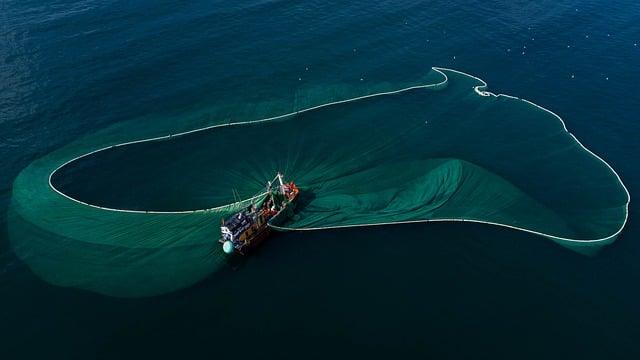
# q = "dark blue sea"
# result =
<box><xmin>1</xmin><ymin>0</ymin><xmax>639</xmax><ymax>358</ymax></box>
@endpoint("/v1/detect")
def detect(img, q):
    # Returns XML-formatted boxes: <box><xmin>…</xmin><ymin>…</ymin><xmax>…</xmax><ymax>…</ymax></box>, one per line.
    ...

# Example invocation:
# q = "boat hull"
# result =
<box><xmin>218</xmin><ymin>182</ymin><xmax>299</xmax><ymax>255</ymax></box>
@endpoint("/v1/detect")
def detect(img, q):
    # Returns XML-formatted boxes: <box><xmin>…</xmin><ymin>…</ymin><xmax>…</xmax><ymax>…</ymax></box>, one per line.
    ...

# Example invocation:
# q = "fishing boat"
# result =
<box><xmin>218</xmin><ymin>172</ymin><xmax>299</xmax><ymax>255</ymax></box>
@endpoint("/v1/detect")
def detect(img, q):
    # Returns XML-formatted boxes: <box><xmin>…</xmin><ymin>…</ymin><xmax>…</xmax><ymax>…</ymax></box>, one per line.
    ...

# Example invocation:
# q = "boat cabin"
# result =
<box><xmin>219</xmin><ymin>172</ymin><xmax>299</xmax><ymax>255</ymax></box>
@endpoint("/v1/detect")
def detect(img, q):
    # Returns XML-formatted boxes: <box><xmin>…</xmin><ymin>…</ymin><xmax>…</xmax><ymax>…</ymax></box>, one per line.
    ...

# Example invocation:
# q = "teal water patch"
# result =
<box><xmin>9</xmin><ymin>68</ymin><xmax>629</xmax><ymax>297</ymax></box>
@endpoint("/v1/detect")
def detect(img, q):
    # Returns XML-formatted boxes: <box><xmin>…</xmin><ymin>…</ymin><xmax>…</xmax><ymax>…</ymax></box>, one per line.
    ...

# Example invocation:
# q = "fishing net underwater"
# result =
<box><xmin>9</xmin><ymin>68</ymin><xmax>629</xmax><ymax>297</ymax></box>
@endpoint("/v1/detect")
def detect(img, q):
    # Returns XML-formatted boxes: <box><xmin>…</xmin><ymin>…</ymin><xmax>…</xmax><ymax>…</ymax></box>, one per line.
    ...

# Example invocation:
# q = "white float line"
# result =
<box><xmin>48</xmin><ymin>71</ymin><xmax>449</xmax><ymax>214</ymax></box>
<box><xmin>269</xmin><ymin>216</ymin><xmax>615</xmax><ymax>244</ymax></box>
<box><xmin>47</xmin><ymin>67</ymin><xmax>630</xmax><ymax>243</ymax></box>
<box><xmin>49</xmin><ymin>191</ymin><xmax>268</xmax><ymax>215</ymax></box>
<box><xmin>438</xmin><ymin>67</ymin><xmax>630</xmax><ymax>242</ymax></box>
<box><xmin>269</xmin><ymin>68</ymin><xmax>631</xmax><ymax>243</ymax></box>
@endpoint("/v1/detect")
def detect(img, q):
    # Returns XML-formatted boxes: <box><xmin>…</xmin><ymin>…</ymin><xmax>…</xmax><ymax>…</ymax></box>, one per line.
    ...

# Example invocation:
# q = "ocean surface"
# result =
<box><xmin>1</xmin><ymin>0</ymin><xmax>639</xmax><ymax>358</ymax></box>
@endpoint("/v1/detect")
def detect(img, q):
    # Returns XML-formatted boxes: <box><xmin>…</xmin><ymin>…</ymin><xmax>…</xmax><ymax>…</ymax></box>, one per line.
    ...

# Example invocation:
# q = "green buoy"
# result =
<box><xmin>222</xmin><ymin>241</ymin><xmax>234</xmax><ymax>254</ymax></box>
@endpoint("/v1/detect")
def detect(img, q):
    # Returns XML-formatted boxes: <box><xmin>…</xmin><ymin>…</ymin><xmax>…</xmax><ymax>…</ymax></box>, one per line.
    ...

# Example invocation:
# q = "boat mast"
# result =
<box><xmin>266</xmin><ymin>180</ymin><xmax>274</xmax><ymax>205</ymax></box>
<box><xmin>276</xmin><ymin>172</ymin><xmax>285</xmax><ymax>194</ymax></box>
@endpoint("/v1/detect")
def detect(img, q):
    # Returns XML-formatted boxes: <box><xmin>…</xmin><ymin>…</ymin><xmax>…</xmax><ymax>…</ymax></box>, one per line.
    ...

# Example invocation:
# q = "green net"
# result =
<box><xmin>9</xmin><ymin>68</ymin><xmax>629</xmax><ymax>297</ymax></box>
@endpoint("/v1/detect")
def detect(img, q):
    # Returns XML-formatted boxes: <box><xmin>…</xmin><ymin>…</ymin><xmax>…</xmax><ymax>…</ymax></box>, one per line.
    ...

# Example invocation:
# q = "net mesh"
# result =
<box><xmin>9</xmin><ymin>68</ymin><xmax>629</xmax><ymax>297</ymax></box>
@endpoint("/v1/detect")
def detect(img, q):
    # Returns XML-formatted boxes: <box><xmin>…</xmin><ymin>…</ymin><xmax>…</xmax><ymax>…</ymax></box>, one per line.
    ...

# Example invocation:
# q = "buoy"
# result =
<box><xmin>223</xmin><ymin>241</ymin><xmax>234</xmax><ymax>254</ymax></box>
